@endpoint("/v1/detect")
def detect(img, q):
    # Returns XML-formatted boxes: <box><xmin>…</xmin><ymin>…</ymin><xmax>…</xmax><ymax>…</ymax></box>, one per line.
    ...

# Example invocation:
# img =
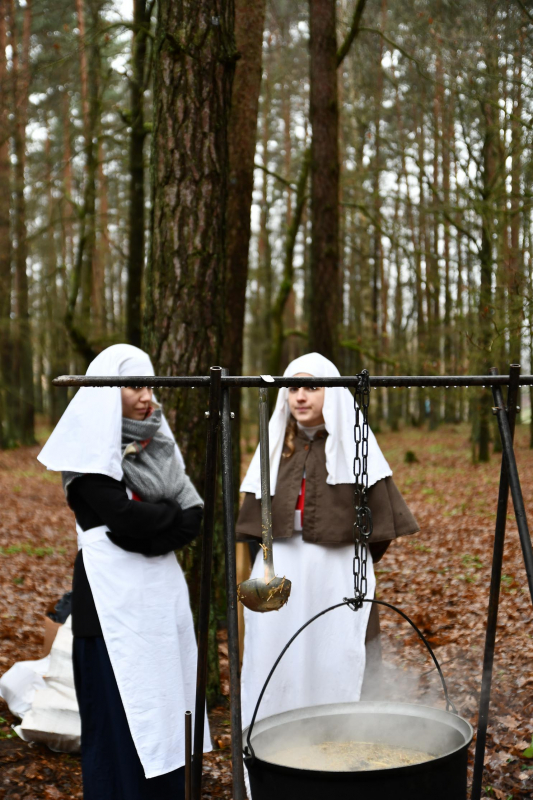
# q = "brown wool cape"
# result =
<box><xmin>236</xmin><ymin>426</ymin><xmax>419</xmax><ymax>649</ymax></box>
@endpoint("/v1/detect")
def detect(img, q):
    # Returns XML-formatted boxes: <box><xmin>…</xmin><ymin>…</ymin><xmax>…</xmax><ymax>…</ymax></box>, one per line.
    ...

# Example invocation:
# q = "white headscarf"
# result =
<box><xmin>240</xmin><ymin>352</ymin><xmax>392</xmax><ymax>498</ymax></box>
<box><xmin>38</xmin><ymin>344</ymin><xmax>185</xmax><ymax>480</ymax></box>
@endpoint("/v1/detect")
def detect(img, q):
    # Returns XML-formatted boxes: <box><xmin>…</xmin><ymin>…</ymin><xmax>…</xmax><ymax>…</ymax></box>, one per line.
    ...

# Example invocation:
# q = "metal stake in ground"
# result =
<box><xmin>220</xmin><ymin>370</ymin><xmax>246</xmax><ymax>800</ymax></box>
<box><xmin>471</xmin><ymin>364</ymin><xmax>520</xmax><ymax>800</ymax></box>
<box><xmin>492</xmin><ymin>380</ymin><xmax>533</xmax><ymax>606</ymax></box>
<box><xmin>192</xmin><ymin>367</ymin><xmax>222</xmax><ymax>800</ymax></box>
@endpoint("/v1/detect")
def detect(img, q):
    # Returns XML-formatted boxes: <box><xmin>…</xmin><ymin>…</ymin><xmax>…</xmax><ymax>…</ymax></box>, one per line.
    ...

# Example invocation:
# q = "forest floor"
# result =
<box><xmin>1</xmin><ymin>422</ymin><xmax>533</xmax><ymax>799</ymax></box>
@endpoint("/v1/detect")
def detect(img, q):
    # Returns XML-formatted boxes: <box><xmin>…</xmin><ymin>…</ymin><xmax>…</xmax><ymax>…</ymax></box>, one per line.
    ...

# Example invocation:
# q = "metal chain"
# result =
<box><xmin>353</xmin><ymin>370</ymin><xmax>373</xmax><ymax>606</ymax></box>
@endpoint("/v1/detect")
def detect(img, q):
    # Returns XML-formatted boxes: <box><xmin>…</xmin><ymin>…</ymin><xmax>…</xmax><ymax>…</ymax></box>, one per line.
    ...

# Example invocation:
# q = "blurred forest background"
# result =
<box><xmin>0</xmin><ymin>0</ymin><xmax>532</xmax><ymax>465</ymax></box>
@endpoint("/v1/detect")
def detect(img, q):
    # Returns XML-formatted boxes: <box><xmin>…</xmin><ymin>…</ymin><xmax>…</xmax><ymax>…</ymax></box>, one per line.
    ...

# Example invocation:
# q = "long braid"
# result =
<box><xmin>282</xmin><ymin>415</ymin><xmax>298</xmax><ymax>458</ymax></box>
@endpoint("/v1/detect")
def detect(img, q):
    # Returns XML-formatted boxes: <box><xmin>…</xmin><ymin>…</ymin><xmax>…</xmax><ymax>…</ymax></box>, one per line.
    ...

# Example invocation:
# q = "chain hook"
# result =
<box><xmin>352</xmin><ymin>370</ymin><xmax>372</xmax><ymax>608</ymax></box>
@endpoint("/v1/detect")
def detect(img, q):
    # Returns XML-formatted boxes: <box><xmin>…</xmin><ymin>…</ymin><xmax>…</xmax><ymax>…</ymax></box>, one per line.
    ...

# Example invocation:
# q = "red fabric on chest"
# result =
<box><xmin>295</xmin><ymin>476</ymin><xmax>306</xmax><ymax>525</ymax></box>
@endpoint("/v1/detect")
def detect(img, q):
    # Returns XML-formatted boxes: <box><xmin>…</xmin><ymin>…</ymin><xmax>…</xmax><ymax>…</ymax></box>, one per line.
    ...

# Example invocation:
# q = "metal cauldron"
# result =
<box><xmin>244</xmin><ymin>700</ymin><xmax>473</xmax><ymax>800</ymax></box>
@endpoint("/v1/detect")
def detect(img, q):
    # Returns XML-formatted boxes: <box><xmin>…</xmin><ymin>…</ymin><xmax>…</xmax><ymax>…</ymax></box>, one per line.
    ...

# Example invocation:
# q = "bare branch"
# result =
<box><xmin>337</xmin><ymin>0</ymin><xmax>368</xmax><ymax>67</ymax></box>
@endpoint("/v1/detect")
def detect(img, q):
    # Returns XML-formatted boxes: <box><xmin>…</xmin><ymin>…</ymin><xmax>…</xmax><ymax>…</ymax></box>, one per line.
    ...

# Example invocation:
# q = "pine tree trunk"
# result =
<box><xmin>145</xmin><ymin>0</ymin><xmax>236</xmax><ymax>704</ymax></box>
<box><xmin>269</xmin><ymin>151</ymin><xmax>310</xmax><ymax>375</ymax></box>
<box><xmin>92</xmin><ymin>147</ymin><xmax>107</xmax><ymax>341</ymax></box>
<box><xmin>11</xmin><ymin>0</ymin><xmax>34</xmax><ymax>445</ymax></box>
<box><xmin>80</xmin><ymin>0</ymin><xmax>100</xmax><ymax>333</ymax></box>
<box><xmin>126</xmin><ymin>0</ymin><xmax>151</xmax><ymax>347</ymax></box>
<box><xmin>476</xmin><ymin>5</ymin><xmax>501</xmax><ymax>463</ymax></box>
<box><xmin>477</xmin><ymin>107</ymin><xmax>497</xmax><ymax>462</ymax></box>
<box><xmin>308</xmin><ymin>0</ymin><xmax>339</xmax><ymax>361</ymax></box>
<box><xmin>427</xmin><ymin>65</ymin><xmax>442</xmax><ymax>430</ymax></box>
<box><xmin>223</xmin><ymin>0</ymin><xmax>266</xmax><ymax>502</ymax></box>
<box><xmin>66</xmin><ymin>0</ymin><xmax>99</xmax><ymax>364</ymax></box>
<box><xmin>0</xmin><ymin>0</ymin><xmax>13</xmax><ymax>447</ymax></box>
<box><xmin>508</xmin><ymin>44</ymin><xmax>522</xmax><ymax>432</ymax></box>
<box><xmin>76</xmin><ymin>0</ymin><xmax>89</xmax><ymax>135</ymax></box>
<box><xmin>442</xmin><ymin>97</ymin><xmax>454</xmax><ymax>422</ymax></box>
<box><xmin>223</xmin><ymin>0</ymin><xmax>266</xmax><ymax>377</ymax></box>
<box><xmin>258</xmin><ymin>78</ymin><xmax>272</xmax><ymax>372</ymax></box>
<box><xmin>416</xmin><ymin>102</ymin><xmax>428</xmax><ymax>424</ymax></box>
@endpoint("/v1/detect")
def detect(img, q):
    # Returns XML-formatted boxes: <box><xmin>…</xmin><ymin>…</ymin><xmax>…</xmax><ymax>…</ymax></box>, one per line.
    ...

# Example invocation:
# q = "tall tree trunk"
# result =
<box><xmin>396</xmin><ymin>84</ymin><xmax>424</xmax><ymax>424</ymax></box>
<box><xmin>390</xmin><ymin>195</ymin><xmax>402</xmax><ymax>431</ymax></box>
<box><xmin>79</xmin><ymin>0</ymin><xmax>100</xmax><ymax>331</ymax></box>
<box><xmin>222</xmin><ymin>0</ymin><xmax>266</xmax><ymax>501</ymax></box>
<box><xmin>11</xmin><ymin>0</ymin><xmax>34</xmax><ymax>445</ymax></box>
<box><xmin>145</xmin><ymin>0</ymin><xmax>236</xmax><ymax>705</ymax></box>
<box><xmin>372</xmin><ymin>3</ymin><xmax>385</xmax><ymax>419</ymax></box>
<box><xmin>269</xmin><ymin>150</ymin><xmax>310</xmax><ymax>375</ymax></box>
<box><xmin>258</xmin><ymin>58</ymin><xmax>272</xmax><ymax>370</ymax></box>
<box><xmin>92</xmin><ymin>145</ymin><xmax>107</xmax><ymax>341</ymax></box>
<box><xmin>476</xmin><ymin>3</ymin><xmax>502</xmax><ymax>462</ymax></box>
<box><xmin>65</xmin><ymin>0</ymin><xmax>100</xmax><ymax>364</ymax></box>
<box><xmin>416</xmin><ymin>99</ymin><xmax>428</xmax><ymax>423</ymax></box>
<box><xmin>508</xmin><ymin>46</ymin><xmax>523</xmax><ymax>370</ymax></box>
<box><xmin>0</xmin><ymin>0</ymin><xmax>13</xmax><ymax>446</ymax></box>
<box><xmin>427</xmin><ymin>57</ymin><xmax>442</xmax><ymax>430</ymax></box>
<box><xmin>442</xmin><ymin>94</ymin><xmax>454</xmax><ymax>421</ymax></box>
<box><xmin>308</xmin><ymin>0</ymin><xmax>339</xmax><ymax>361</ymax></box>
<box><xmin>477</xmin><ymin>104</ymin><xmax>498</xmax><ymax>462</ymax></box>
<box><xmin>126</xmin><ymin>0</ymin><xmax>151</xmax><ymax>347</ymax></box>
<box><xmin>61</xmin><ymin>89</ymin><xmax>74</xmax><ymax>275</ymax></box>
<box><xmin>76</xmin><ymin>0</ymin><xmax>89</xmax><ymax>135</ymax></box>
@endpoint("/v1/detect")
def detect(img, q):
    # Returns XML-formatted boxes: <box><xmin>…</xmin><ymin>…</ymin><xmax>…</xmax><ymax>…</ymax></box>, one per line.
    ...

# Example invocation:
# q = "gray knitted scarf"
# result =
<box><xmin>121</xmin><ymin>409</ymin><xmax>202</xmax><ymax>509</ymax></box>
<box><xmin>62</xmin><ymin>408</ymin><xmax>202</xmax><ymax>510</ymax></box>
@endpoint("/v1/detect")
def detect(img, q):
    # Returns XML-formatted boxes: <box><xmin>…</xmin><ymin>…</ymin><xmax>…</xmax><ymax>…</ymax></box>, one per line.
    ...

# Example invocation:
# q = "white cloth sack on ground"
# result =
<box><xmin>0</xmin><ymin>654</ymin><xmax>50</xmax><ymax>718</ymax></box>
<box><xmin>15</xmin><ymin>615</ymin><xmax>81</xmax><ymax>753</ymax></box>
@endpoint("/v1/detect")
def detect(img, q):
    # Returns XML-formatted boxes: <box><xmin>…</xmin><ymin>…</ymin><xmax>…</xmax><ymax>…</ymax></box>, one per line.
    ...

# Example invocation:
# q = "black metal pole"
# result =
<box><xmin>52</xmin><ymin>373</ymin><xmax>533</xmax><ymax>389</ymax></box>
<box><xmin>492</xmin><ymin>380</ymin><xmax>533</xmax><ymax>606</ymax></box>
<box><xmin>471</xmin><ymin>365</ymin><xmax>520</xmax><ymax>800</ymax></box>
<box><xmin>220</xmin><ymin>372</ymin><xmax>246</xmax><ymax>800</ymax></box>
<box><xmin>192</xmin><ymin>366</ymin><xmax>222</xmax><ymax>800</ymax></box>
<box><xmin>185</xmin><ymin>711</ymin><xmax>192</xmax><ymax>800</ymax></box>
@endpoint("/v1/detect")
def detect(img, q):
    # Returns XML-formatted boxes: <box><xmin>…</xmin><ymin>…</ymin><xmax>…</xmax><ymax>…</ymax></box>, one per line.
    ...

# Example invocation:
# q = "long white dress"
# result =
<box><xmin>241</xmin><ymin>533</ymin><xmax>375</xmax><ymax>730</ymax></box>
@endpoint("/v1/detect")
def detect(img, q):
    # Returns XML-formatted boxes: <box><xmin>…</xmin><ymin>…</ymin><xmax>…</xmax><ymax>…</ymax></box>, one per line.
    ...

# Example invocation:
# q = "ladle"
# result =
<box><xmin>237</xmin><ymin>388</ymin><xmax>291</xmax><ymax>612</ymax></box>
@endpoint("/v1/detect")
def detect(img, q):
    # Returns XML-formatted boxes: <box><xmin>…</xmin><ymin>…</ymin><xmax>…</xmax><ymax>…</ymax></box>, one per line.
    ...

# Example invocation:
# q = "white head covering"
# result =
<box><xmin>38</xmin><ymin>344</ymin><xmax>185</xmax><ymax>480</ymax></box>
<box><xmin>240</xmin><ymin>352</ymin><xmax>392</xmax><ymax>498</ymax></box>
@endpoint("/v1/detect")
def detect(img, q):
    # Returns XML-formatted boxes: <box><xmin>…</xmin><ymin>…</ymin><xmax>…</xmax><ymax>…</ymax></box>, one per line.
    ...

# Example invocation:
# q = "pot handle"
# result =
<box><xmin>244</xmin><ymin>597</ymin><xmax>457</xmax><ymax>762</ymax></box>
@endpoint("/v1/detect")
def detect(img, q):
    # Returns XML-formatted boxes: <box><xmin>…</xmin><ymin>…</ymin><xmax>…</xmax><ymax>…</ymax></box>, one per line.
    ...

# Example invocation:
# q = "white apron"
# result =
<box><xmin>241</xmin><ymin>535</ymin><xmax>375</xmax><ymax>729</ymax></box>
<box><xmin>77</xmin><ymin>522</ymin><xmax>211</xmax><ymax>778</ymax></box>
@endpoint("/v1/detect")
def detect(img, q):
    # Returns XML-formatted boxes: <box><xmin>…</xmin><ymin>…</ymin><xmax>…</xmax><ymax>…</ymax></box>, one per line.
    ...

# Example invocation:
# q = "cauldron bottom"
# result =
<box><xmin>244</xmin><ymin>701</ymin><xmax>473</xmax><ymax>800</ymax></box>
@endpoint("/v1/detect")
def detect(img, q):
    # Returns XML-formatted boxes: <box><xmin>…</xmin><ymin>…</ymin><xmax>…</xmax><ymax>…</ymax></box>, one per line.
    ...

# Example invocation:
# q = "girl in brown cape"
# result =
<box><xmin>236</xmin><ymin>353</ymin><xmax>419</xmax><ymax>733</ymax></box>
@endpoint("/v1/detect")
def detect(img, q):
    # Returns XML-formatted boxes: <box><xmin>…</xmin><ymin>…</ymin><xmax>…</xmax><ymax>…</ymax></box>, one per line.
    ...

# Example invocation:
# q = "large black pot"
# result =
<box><xmin>244</xmin><ymin>700</ymin><xmax>473</xmax><ymax>800</ymax></box>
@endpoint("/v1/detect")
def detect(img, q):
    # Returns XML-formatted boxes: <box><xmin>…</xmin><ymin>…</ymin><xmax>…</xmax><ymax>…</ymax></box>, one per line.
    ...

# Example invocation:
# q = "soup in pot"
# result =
<box><xmin>267</xmin><ymin>740</ymin><xmax>434</xmax><ymax>771</ymax></box>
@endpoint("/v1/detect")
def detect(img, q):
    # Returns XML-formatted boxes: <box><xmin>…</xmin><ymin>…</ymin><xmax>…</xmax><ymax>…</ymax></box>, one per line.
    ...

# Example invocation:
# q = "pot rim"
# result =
<box><xmin>243</xmin><ymin>700</ymin><xmax>474</xmax><ymax>775</ymax></box>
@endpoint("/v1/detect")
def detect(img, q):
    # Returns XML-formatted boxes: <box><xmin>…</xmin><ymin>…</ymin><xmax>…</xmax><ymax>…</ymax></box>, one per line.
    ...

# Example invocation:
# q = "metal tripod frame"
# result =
<box><xmin>53</xmin><ymin>365</ymin><xmax>533</xmax><ymax>800</ymax></box>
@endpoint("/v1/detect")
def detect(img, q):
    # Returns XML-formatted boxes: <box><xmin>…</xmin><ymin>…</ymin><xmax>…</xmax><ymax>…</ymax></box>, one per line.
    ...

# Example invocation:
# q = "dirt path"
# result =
<box><xmin>1</xmin><ymin>424</ymin><xmax>533</xmax><ymax>798</ymax></box>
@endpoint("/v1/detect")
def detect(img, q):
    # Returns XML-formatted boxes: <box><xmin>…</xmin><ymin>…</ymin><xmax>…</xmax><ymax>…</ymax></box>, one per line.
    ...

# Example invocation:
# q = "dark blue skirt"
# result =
<box><xmin>73</xmin><ymin>636</ymin><xmax>185</xmax><ymax>800</ymax></box>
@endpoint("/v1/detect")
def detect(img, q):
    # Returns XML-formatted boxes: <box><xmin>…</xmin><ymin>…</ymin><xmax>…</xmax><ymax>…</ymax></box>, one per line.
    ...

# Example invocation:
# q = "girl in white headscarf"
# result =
<box><xmin>237</xmin><ymin>353</ymin><xmax>419</xmax><ymax>731</ymax></box>
<box><xmin>38</xmin><ymin>344</ymin><xmax>210</xmax><ymax>800</ymax></box>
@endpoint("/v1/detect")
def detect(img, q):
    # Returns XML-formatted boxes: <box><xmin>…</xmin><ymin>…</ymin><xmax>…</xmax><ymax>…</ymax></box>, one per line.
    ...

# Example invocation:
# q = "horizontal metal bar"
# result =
<box><xmin>52</xmin><ymin>375</ymin><xmax>212</xmax><ymax>388</ymax></box>
<box><xmin>367</xmin><ymin>375</ymin><xmax>523</xmax><ymax>387</ymax></box>
<box><xmin>52</xmin><ymin>373</ymin><xmax>533</xmax><ymax>389</ymax></box>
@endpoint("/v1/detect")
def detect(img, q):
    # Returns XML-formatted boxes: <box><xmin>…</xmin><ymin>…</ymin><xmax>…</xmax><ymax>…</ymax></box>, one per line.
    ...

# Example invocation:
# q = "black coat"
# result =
<box><xmin>67</xmin><ymin>474</ymin><xmax>202</xmax><ymax>636</ymax></box>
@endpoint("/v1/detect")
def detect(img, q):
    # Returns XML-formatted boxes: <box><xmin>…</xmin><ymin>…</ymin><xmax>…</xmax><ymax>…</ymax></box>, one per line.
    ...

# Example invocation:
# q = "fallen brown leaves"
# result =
<box><xmin>375</xmin><ymin>423</ymin><xmax>533</xmax><ymax>800</ymax></box>
<box><xmin>1</xmin><ymin>423</ymin><xmax>533</xmax><ymax>799</ymax></box>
